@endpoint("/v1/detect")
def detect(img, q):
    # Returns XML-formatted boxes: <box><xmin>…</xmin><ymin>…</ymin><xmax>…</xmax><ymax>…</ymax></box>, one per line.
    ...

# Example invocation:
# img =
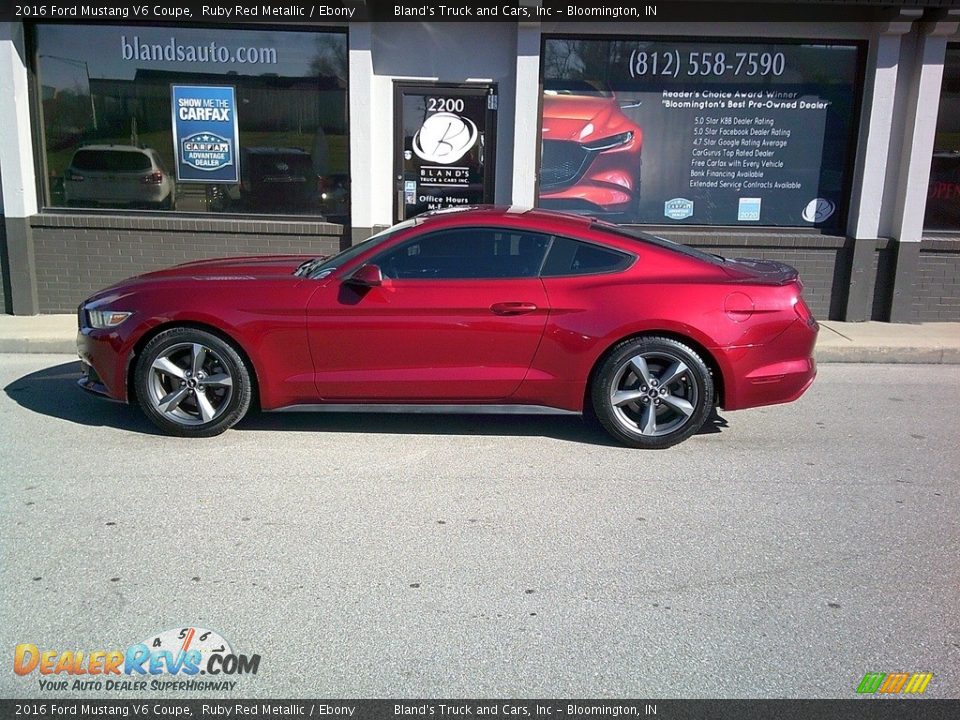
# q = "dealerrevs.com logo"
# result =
<box><xmin>13</xmin><ymin>627</ymin><xmax>259</xmax><ymax>692</ymax></box>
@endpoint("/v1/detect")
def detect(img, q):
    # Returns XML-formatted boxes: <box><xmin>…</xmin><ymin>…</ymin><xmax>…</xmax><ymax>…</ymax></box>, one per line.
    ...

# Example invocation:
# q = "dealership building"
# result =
<box><xmin>1</xmin><ymin>1</ymin><xmax>960</xmax><ymax>322</ymax></box>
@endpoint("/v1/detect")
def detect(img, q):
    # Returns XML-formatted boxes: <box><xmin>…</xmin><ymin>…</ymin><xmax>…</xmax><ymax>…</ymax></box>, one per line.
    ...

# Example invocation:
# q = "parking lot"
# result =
<box><xmin>0</xmin><ymin>355</ymin><xmax>957</xmax><ymax>698</ymax></box>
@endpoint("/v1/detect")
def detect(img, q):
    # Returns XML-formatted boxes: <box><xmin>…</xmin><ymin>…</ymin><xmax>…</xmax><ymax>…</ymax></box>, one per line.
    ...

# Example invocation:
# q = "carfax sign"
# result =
<box><xmin>171</xmin><ymin>85</ymin><xmax>240</xmax><ymax>183</ymax></box>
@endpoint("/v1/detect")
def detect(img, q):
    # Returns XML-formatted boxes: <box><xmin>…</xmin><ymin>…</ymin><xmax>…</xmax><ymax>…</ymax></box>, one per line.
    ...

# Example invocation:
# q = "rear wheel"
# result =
<box><xmin>592</xmin><ymin>336</ymin><xmax>713</xmax><ymax>449</ymax></box>
<box><xmin>134</xmin><ymin>328</ymin><xmax>251</xmax><ymax>437</ymax></box>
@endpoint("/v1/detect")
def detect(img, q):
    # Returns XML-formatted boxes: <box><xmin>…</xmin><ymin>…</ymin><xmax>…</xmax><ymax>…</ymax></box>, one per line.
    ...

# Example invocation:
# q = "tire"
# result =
<box><xmin>134</xmin><ymin>327</ymin><xmax>252</xmax><ymax>437</ymax></box>
<box><xmin>591</xmin><ymin>336</ymin><xmax>714</xmax><ymax>449</ymax></box>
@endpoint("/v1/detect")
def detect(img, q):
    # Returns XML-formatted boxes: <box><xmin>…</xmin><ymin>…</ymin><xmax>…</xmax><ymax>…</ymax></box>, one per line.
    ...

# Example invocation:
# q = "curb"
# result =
<box><xmin>815</xmin><ymin>347</ymin><xmax>960</xmax><ymax>364</ymax></box>
<box><xmin>0</xmin><ymin>339</ymin><xmax>77</xmax><ymax>355</ymax></box>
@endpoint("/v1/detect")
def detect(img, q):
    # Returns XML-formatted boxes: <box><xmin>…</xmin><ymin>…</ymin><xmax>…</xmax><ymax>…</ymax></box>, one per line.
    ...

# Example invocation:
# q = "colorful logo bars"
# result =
<box><xmin>856</xmin><ymin>672</ymin><xmax>934</xmax><ymax>694</ymax></box>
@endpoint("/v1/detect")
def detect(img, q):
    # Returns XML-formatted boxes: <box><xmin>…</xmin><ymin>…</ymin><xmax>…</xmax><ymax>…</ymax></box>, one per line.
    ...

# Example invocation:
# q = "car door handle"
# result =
<box><xmin>490</xmin><ymin>302</ymin><xmax>539</xmax><ymax>316</ymax></box>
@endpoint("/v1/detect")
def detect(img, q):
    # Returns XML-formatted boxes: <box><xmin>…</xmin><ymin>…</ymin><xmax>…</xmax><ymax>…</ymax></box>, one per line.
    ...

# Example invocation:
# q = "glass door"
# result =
<box><xmin>394</xmin><ymin>83</ymin><xmax>497</xmax><ymax>221</ymax></box>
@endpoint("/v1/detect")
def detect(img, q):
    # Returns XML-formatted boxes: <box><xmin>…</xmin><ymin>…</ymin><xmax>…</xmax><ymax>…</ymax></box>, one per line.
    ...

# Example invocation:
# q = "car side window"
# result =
<box><xmin>375</xmin><ymin>228</ymin><xmax>551</xmax><ymax>280</ymax></box>
<box><xmin>541</xmin><ymin>236</ymin><xmax>634</xmax><ymax>277</ymax></box>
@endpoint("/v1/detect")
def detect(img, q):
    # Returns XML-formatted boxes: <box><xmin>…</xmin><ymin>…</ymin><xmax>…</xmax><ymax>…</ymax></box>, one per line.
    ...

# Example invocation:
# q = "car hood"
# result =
<box><xmin>83</xmin><ymin>255</ymin><xmax>320</xmax><ymax>305</ymax></box>
<box><xmin>138</xmin><ymin>254</ymin><xmax>319</xmax><ymax>281</ymax></box>
<box><xmin>542</xmin><ymin>94</ymin><xmax>625</xmax><ymax>143</ymax></box>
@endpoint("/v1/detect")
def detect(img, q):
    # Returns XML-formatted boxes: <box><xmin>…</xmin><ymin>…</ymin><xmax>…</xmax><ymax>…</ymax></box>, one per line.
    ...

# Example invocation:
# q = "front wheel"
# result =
<box><xmin>592</xmin><ymin>336</ymin><xmax>714</xmax><ymax>449</ymax></box>
<box><xmin>134</xmin><ymin>328</ymin><xmax>252</xmax><ymax>437</ymax></box>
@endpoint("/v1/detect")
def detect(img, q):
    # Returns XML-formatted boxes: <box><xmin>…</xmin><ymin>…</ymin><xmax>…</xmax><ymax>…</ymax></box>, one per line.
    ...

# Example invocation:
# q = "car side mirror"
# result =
<box><xmin>346</xmin><ymin>263</ymin><xmax>383</xmax><ymax>287</ymax></box>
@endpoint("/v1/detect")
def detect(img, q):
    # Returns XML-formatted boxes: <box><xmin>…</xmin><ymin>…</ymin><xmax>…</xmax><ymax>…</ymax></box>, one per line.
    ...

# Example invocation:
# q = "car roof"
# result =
<box><xmin>406</xmin><ymin>206</ymin><xmax>724</xmax><ymax>265</ymax></box>
<box><xmin>412</xmin><ymin>205</ymin><xmax>597</xmax><ymax>231</ymax></box>
<box><xmin>72</xmin><ymin>144</ymin><xmax>149</xmax><ymax>153</ymax></box>
<box><xmin>243</xmin><ymin>147</ymin><xmax>310</xmax><ymax>155</ymax></box>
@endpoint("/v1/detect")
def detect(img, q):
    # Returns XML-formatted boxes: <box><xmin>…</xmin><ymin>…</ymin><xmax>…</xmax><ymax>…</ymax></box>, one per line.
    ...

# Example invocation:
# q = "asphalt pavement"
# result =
<box><xmin>0</xmin><ymin>355</ymin><xmax>957</xmax><ymax>699</ymax></box>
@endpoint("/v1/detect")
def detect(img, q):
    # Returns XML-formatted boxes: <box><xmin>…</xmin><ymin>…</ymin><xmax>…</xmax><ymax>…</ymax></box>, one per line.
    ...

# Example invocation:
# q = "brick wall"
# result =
<box><xmin>0</xmin><ymin>217</ymin><xmax>9</xmax><ymax>314</ymax></box>
<box><xmin>868</xmin><ymin>240</ymin><xmax>890</xmax><ymax>321</ymax></box>
<box><xmin>913</xmin><ymin>238</ymin><xmax>960</xmax><ymax>321</ymax></box>
<box><xmin>19</xmin><ymin>217</ymin><xmax>957</xmax><ymax>320</ymax></box>
<box><xmin>866</xmin><ymin>238</ymin><xmax>960</xmax><ymax>322</ymax></box>
<box><xmin>30</xmin><ymin>214</ymin><xmax>344</xmax><ymax>313</ymax></box>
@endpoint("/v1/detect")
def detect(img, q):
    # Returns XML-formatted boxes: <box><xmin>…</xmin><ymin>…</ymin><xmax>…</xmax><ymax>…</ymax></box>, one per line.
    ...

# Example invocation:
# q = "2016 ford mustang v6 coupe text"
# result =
<box><xmin>77</xmin><ymin>206</ymin><xmax>817</xmax><ymax>448</ymax></box>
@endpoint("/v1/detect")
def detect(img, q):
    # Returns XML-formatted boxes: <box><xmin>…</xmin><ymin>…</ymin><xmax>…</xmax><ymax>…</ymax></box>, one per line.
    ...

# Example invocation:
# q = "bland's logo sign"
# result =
<box><xmin>413</xmin><ymin>112</ymin><xmax>479</xmax><ymax>165</ymax></box>
<box><xmin>802</xmin><ymin>197</ymin><xmax>836</xmax><ymax>223</ymax></box>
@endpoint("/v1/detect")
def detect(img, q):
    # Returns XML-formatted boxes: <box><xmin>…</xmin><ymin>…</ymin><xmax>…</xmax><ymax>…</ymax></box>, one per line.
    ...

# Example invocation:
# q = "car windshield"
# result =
<box><xmin>302</xmin><ymin>218</ymin><xmax>420</xmax><ymax>278</ymax></box>
<box><xmin>71</xmin><ymin>150</ymin><xmax>152</xmax><ymax>173</ymax></box>
<box><xmin>248</xmin><ymin>152</ymin><xmax>313</xmax><ymax>178</ymax></box>
<box><xmin>593</xmin><ymin>222</ymin><xmax>726</xmax><ymax>264</ymax></box>
<box><xmin>543</xmin><ymin>80</ymin><xmax>614</xmax><ymax>98</ymax></box>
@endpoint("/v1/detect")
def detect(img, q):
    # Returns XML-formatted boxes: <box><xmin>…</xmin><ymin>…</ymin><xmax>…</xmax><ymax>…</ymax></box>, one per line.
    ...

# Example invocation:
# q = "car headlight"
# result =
<box><xmin>87</xmin><ymin>309</ymin><xmax>132</xmax><ymax>329</ymax></box>
<box><xmin>582</xmin><ymin>131</ymin><xmax>634</xmax><ymax>152</ymax></box>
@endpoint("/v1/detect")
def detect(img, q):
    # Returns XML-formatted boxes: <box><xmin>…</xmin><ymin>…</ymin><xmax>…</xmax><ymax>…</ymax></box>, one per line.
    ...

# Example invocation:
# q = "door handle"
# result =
<box><xmin>490</xmin><ymin>302</ymin><xmax>538</xmax><ymax>316</ymax></box>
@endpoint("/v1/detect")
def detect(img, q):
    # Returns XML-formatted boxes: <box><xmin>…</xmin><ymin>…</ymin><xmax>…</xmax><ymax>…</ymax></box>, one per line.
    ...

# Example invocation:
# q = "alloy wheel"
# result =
<box><xmin>609</xmin><ymin>351</ymin><xmax>699</xmax><ymax>437</ymax></box>
<box><xmin>146</xmin><ymin>342</ymin><xmax>234</xmax><ymax>426</ymax></box>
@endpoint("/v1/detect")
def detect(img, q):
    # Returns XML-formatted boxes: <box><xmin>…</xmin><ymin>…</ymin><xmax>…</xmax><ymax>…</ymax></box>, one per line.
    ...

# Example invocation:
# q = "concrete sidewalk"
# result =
<box><xmin>817</xmin><ymin>320</ymin><xmax>960</xmax><ymax>364</ymax></box>
<box><xmin>0</xmin><ymin>314</ymin><xmax>957</xmax><ymax>363</ymax></box>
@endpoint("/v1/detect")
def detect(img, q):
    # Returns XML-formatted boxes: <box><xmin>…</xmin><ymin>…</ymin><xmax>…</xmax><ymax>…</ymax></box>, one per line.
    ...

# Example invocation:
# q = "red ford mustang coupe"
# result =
<box><xmin>77</xmin><ymin>206</ymin><xmax>817</xmax><ymax>448</ymax></box>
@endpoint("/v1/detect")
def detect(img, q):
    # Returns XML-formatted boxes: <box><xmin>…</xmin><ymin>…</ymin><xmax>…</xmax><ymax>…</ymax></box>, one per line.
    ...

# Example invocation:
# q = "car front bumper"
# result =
<box><xmin>77</xmin><ymin>326</ymin><xmax>131</xmax><ymax>403</ymax></box>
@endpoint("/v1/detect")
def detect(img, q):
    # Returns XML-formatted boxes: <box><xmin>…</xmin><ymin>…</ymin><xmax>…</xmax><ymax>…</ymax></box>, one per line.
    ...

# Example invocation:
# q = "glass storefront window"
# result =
<box><xmin>539</xmin><ymin>37</ymin><xmax>862</xmax><ymax>231</ymax></box>
<box><xmin>925</xmin><ymin>44</ymin><xmax>960</xmax><ymax>231</ymax></box>
<box><xmin>33</xmin><ymin>24</ymin><xmax>348</xmax><ymax>221</ymax></box>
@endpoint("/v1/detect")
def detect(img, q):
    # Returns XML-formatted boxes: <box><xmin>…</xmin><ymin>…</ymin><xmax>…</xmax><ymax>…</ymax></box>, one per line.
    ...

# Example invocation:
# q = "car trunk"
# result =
<box><xmin>722</xmin><ymin>257</ymin><xmax>800</xmax><ymax>286</ymax></box>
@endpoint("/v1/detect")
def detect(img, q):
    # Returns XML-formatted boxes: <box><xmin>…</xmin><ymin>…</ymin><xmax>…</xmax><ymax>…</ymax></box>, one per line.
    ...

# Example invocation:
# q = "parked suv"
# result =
<box><xmin>63</xmin><ymin>145</ymin><xmax>176</xmax><ymax>210</ymax></box>
<box><xmin>239</xmin><ymin>147</ymin><xmax>320</xmax><ymax>212</ymax></box>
